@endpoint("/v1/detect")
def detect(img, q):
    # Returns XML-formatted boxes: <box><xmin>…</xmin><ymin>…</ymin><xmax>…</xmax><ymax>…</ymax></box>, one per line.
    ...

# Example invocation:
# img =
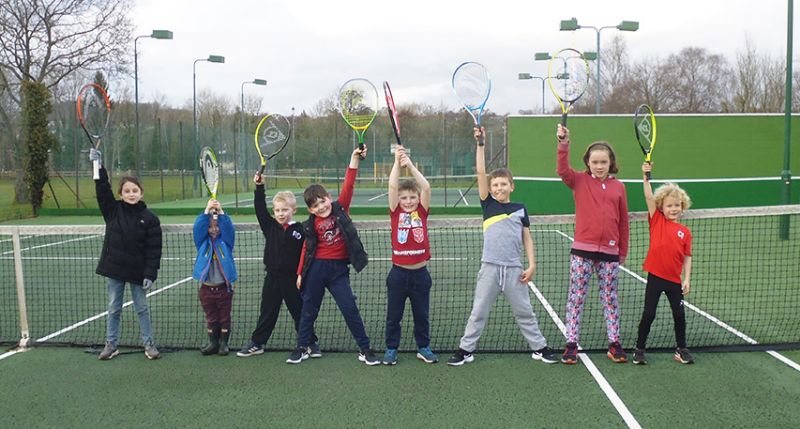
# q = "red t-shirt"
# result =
<box><xmin>390</xmin><ymin>205</ymin><xmax>430</xmax><ymax>265</ymax></box>
<box><xmin>302</xmin><ymin>167</ymin><xmax>357</xmax><ymax>264</ymax></box>
<box><xmin>643</xmin><ymin>209</ymin><xmax>692</xmax><ymax>284</ymax></box>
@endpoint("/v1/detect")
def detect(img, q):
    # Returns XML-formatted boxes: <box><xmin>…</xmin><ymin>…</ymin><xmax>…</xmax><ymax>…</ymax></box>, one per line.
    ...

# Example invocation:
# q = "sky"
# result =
<box><xmin>131</xmin><ymin>0</ymin><xmax>796</xmax><ymax>116</ymax></box>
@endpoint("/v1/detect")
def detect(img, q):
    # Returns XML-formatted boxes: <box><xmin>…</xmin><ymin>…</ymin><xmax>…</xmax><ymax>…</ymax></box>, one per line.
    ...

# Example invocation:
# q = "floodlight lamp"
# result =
<box><xmin>208</xmin><ymin>55</ymin><xmax>225</xmax><ymax>63</ymax></box>
<box><xmin>518</xmin><ymin>73</ymin><xmax>532</xmax><ymax>80</ymax></box>
<box><xmin>560</xmin><ymin>18</ymin><xmax>579</xmax><ymax>31</ymax></box>
<box><xmin>617</xmin><ymin>21</ymin><xmax>639</xmax><ymax>31</ymax></box>
<box><xmin>534</xmin><ymin>52</ymin><xmax>552</xmax><ymax>61</ymax></box>
<box><xmin>151</xmin><ymin>30</ymin><xmax>173</xmax><ymax>39</ymax></box>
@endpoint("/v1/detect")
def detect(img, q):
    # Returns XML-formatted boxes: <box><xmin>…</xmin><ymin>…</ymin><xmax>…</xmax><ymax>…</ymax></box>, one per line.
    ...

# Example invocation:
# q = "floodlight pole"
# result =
<box><xmin>134</xmin><ymin>30</ymin><xmax>173</xmax><ymax>176</ymax></box>
<box><xmin>192</xmin><ymin>55</ymin><xmax>225</xmax><ymax>194</ymax></box>
<box><xmin>238</xmin><ymin>78</ymin><xmax>267</xmax><ymax>208</ymax></box>
<box><xmin>561</xmin><ymin>18</ymin><xmax>638</xmax><ymax>114</ymax></box>
<box><xmin>517</xmin><ymin>73</ymin><xmax>547</xmax><ymax>114</ymax></box>
<box><xmin>781</xmin><ymin>0</ymin><xmax>793</xmax><ymax>239</ymax></box>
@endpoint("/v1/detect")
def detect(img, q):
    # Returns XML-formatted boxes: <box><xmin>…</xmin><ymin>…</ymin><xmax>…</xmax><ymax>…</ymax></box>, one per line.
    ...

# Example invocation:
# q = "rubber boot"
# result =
<box><xmin>218</xmin><ymin>329</ymin><xmax>230</xmax><ymax>356</ymax></box>
<box><xmin>200</xmin><ymin>328</ymin><xmax>220</xmax><ymax>355</ymax></box>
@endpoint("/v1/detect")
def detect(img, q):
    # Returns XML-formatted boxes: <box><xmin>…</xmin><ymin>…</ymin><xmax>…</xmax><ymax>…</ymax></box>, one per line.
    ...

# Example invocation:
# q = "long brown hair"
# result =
<box><xmin>117</xmin><ymin>176</ymin><xmax>144</xmax><ymax>194</ymax></box>
<box><xmin>582</xmin><ymin>141</ymin><xmax>619</xmax><ymax>174</ymax></box>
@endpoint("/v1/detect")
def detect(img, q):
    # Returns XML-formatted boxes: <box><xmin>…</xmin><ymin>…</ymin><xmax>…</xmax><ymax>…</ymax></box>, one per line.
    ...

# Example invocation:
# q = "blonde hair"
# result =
<box><xmin>653</xmin><ymin>182</ymin><xmax>692</xmax><ymax>211</ymax></box>
<box><xmin>272</xmin><ymin>191</ymin><xmax>297</xmax><ymax>208</ymax></box>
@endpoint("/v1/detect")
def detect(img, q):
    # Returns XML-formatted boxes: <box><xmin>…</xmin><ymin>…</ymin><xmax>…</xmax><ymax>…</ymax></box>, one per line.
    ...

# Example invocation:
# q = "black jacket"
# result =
<box><xmin>95</xmin><ymin>167</ymin><xmax>162</xmax><ymax>284</ymax></box>
<box><xmin>254</xmin><ymin>185</ymin><xmax>304</xmax><ymax>275</ymax></box>
<box><xmin>299</xmin><ymin>201</ymin><xmax>368</xmax><ymax>280</ymax></box>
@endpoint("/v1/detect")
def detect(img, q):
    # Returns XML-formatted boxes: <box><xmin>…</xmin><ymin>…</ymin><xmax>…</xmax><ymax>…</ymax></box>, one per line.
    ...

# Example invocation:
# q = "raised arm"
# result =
<box><xmin>95</xmin><ymin>167</ymin><xmax>117</xmax><ymax>221</ymax></box>
<box><xmin>388</xmin><ymin>146</ymin><xmax>402</xmax><ymax>210</ymax></box>
<box><xmin>253</xmin><ymin>174</ymin><xmax>278</xmax><ymax>233</ymax></box>
<box><xmin>556</xmin><ymin>124</ymin><xmax>577</xmax><ymax>187</ymax></box>
<box><xmin>475</xmin><ymin>126</ymin><xmax>488</xmax><ymax>200</ymax></box>
<box><xmin>339</xmin><ymin>146</ymin><xmax>368</xmax><ymax>211</ymax></box>
<box><xmin>402</xmin><ymin>151</ymin><xmax>431</xmax><ymax>210</ymax></box>
<box><xmin>642</xmin><ymin>162</ymin><xmax>656</xmax><ymax>217</ymax></box>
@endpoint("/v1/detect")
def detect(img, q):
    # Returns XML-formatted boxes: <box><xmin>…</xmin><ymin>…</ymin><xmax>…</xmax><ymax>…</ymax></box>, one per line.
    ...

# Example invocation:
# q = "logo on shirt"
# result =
<box><xmin>397</xmin><ymin>229</ymin><xmax>409</xmax><ymax>244</ymax></box>
<box><xmin>412</xmin><ymin>227</ymin><xmax>424</xmax><ymax>243</ymax></box>
<box><xmin>399</xmin><ymin>211</ymin><xmax>422</xmax><ymax>228</ymax></box>
<box><xmin>609</xmin><ymin>240</ymin><xmax>616</xmax><ymax>246</ymax></box>
<box><xmin>677</xmin><ymin>230</ymin><xmax>685</xmax><ymax>240</ymax></box>
<box><xmin>292</xmin><ymin>230</ymin><xmax>302</xmax><ymax>240</ymax></box>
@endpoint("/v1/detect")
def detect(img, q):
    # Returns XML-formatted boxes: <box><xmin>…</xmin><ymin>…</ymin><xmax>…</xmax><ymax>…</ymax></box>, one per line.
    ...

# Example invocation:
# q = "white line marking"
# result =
<box><xmin>529</xmin><ymin>281</ymin><xmax>641</xmax><ymax>429</ymax></box>
<box><xmin>35</xmin><ymin>277</ymin><xmax>194</xmax><ymax>343</ymax></box>
<box><xmin>369</xmin><ymin>191</ymin><xmax>389</xmax><ymax>201</ymax></box>
<box><xmin>552</xmin><ymin>228</ymin><xmax>800</xmax><ymax>373</ymax></box>
<box><xmin>0</xmin><ymin>349</ymin><xmax>26</xmax><ymax>361</ymax></box>
<box><xmin>456</xmin><ymin>189</ymin><xmax>469</xmax><ymax>206</ymax></box>
<box><xmin>0</xmin><ymin>235</ymin><xmax>101</xmax><ymax>256</ymax></box>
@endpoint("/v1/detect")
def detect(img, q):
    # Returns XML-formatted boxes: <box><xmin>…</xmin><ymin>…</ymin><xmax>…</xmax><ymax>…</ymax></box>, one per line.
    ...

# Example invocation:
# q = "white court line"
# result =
<box><xmin>0</xmin><ymin>349</ymin><xmax>27</xmax><ymax>361</ymax></box>
<box><xmin>456</xmin><ymin>189</ymin><xmax>469</xmax><ymax>206</ymax></box>
<box><xmin>35</xmin><ymin>276</ymin><xmax>194</xmax><ymax>343</ymax></box>
<box><xmin>0</xmin><ymin>235</ymin><xmax>101</xmax><ymax>256</ymax></box>
<box><xmin>369</xmin><ymin>191</ymin><xmax>389</xmax><ymax>201</ymax></box>
<box><xmin>529</xmin><ymin>282</ymin><xmax>641</xmax><ymax>429</ymax></box>
<box><xmin>551</xmin><ymin>228</ymin><xmax>800</xmax><ymax>373</ymax></box>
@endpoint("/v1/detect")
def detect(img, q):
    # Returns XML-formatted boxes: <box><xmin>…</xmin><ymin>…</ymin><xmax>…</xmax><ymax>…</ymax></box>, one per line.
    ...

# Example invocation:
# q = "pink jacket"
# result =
<box><xmin>557</xmin><ymin>142</ymin><xmax>629</xmax><ymax>260</ymax></box>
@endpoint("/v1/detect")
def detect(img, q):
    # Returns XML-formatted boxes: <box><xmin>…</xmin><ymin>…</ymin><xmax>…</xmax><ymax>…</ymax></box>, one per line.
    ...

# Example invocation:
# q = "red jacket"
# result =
<box><xmin>557</xmin><ymin>142</ymin><xmax>629</xmax><ymax>260</ymax></box>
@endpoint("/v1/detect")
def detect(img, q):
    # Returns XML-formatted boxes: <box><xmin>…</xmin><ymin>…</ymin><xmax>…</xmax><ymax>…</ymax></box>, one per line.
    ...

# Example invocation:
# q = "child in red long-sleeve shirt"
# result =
<box><xmin>556</xmin><ymin>124</ymin><xmax>629</xmax><ymax>365</ymax></box>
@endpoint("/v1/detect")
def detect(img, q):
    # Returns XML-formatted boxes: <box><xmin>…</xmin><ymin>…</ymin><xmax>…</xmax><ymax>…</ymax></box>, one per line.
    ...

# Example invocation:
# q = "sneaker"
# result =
<box><xmin>607</xmin><ymin>341</ymin><xmax>628</xmax><ymax>363</ymax></box>
<box><xmin>144</xmin><ymin>344</ymin><xmax>160</xmax><ymax>360</ymax></box>
<box><xmin>358</xmin><ymin>348</ymin><xmax>381</xmax><ymax>366</ymax></box>
<box><xmin>416</xmin><ymin>346</ymin><xmax>439</xmax><ymax>364</ymax></box>
<box><xmin>98</xmin><ymin>342</ymin><xmax>119</xmax><ymax>360</ymax></box>
<box><xmin>383</xmin><ymin>348</ymin><xmax>398</xmax><ymax>365</ymax></box>
<box><xmin>673</xmin><ymin>348</ymin><xmax>695</xmax><ymax>364</ymax></box>
<box><xmin>286</xmin><ymin>346</ymin><xmax>309</xmax><ymax>364</ymax></box>
<box><xmin>561</xmin><ymin>342</ymin><xmax>579</xmax><ymax>365</ymax></box>
<box><xmin>307</xmin><ymin>342</ymin><xmax>322</xmax><ymax>358</ymax></box>
<box><xmin>236</xmin><ymin>341</ymin><xmax>264</xmax><ymax>358</ymax></box>
<box><xmin>633</xmin><ymin>349</ymin><xmax>647</xmax><ymax>365</ymax></box>
<box><xmin>532</xmin><ymin>346</ymin><xmax>559</xmax><ymax>364</ymax></box>
<box><xmin>446</xmin><ymin>349</ymin><xmax>474</xmax><ymax>366</ymax></box>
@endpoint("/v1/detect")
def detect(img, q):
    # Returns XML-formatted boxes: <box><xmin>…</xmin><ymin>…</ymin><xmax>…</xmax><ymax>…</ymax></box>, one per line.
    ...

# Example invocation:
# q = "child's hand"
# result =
<box><xmin>473</xmin><ymin>126</ymin><xmax>485</xmax><ymax>144</ymax></box>
<box><xmin>296</xmin><ymin>275</ymin><xmax>302</xmax><ymax>290</ymax></box>
<box><xmin>353</xmin><ymin>146</ymin><xmax>368</xmax><ymax>160</ymax></box>
<box><xmin>520</xmin><ymin>266</ymin><xmax>535</xmax><ymax>283</ymax></box>
<box><xmin>399</xmin><ymin>154</ymin><xmax>410</xmax><ymax>168</ymax></box>
<box><xmin>682</xmin><ymin>280</ymin><xmax>691</xmax><ymax>296</ymax></box>
<box><xmin>254</xmin><ymin>173</ymin><xmax>264</xmax><ymax>185</ymax></box>
<box><xmin>557</xmin><ymin>124</ymin><xmax>570</xmax><ymax>143</ymax></box>
<box><xmin>394</xmin><ymin>145</ymin><xmax>405</xmax><ymax>162</ymax></box>
<box><xmin>642</xmin><ymin>162</ymin><xmax>652</xmax><ymax>177</ymax></box>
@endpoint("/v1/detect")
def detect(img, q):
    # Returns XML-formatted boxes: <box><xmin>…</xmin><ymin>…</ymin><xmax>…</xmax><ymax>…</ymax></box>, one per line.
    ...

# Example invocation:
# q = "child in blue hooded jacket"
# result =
<box><xmin>193</xmin><ymin>199</ymin><xmax>238</xmax><ymax>355</ymax></box>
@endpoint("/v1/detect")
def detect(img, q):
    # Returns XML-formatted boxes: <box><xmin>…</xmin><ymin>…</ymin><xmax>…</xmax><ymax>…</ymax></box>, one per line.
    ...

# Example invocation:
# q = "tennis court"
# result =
<box><xmin>2</xmin><ymin>206</ymin><xmax>799</xmax><ymax>427</ymax></box>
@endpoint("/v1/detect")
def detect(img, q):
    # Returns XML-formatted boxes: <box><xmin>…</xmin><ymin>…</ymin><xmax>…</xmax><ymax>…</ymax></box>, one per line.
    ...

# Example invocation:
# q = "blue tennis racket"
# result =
<box><xmin>452</xmin><ymin>62</ymin><xmax>491</xmax><ymax>146</ymax></box>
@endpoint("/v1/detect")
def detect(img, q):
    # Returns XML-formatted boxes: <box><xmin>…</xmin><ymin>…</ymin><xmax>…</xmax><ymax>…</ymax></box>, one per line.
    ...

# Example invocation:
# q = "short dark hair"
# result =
<box><xmin>489</xmin><ymin>168</ymin><xmax>514</xmax><ymax>185</ymax></box>
<box><xmin>582</xmin><ymin>141</ymin><xmax>619</xmax><ymax>174</ymax></box>
<box><xmin>398</xmin><ymin>179</ymin><xmax>420</xmax><ymax>195</ymax></box>
<box><xmin>118</xmin><ymin>176</ymin><xmax>144</xmax><ymax>194</ymax></box>
<box><xmin>303</xmin><ymin>184</ymin><xmax>329</xmax><ymax>207</ymax></box>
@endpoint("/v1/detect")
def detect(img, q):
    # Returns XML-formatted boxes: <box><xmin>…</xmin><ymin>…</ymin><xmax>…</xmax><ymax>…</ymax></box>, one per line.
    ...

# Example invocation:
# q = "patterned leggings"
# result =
<box><xmin>564</xmin><ymin>254</ymin><xmax>620</xmax><ymax>344</ymax></box>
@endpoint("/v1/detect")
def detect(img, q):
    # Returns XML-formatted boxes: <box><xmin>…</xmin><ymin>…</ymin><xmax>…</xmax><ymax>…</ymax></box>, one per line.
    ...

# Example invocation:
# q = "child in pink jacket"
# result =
<box><xmin>556</xmin><ymin>124</ymin><xmax>629</xmax><ymax>365</ymax></box>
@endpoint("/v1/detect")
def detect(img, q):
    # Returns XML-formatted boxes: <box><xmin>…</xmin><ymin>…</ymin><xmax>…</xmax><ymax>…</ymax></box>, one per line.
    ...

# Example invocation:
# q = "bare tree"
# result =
<box><xmin>669</xmin><ymin>47</ymin><xmax>730</xmax><ymax>112</ymax></box>
<box><xmin>0</xmin><ymin>0</ymin><xmax>133</xmax><ymax>203</ymax></box>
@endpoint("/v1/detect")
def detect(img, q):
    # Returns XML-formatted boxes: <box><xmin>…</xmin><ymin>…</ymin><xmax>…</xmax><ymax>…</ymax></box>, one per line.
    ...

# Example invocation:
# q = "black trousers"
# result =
<box><xmin>249</xmin><ymin>271</ymin><xmax>317</xmax><ymax>346</ymax></box>
<box><xmin>636</xmin><ymin>273</ymin><xmax>687</xmax><ymax>349</ymax></box>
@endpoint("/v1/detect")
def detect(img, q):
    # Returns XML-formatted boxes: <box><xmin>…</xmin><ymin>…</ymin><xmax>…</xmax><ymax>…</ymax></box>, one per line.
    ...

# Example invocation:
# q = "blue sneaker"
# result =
<box><xmin>307</xmin><ymin>342</ymin><xmax>322</xmax><ymax>358</ymax></box>
<box><xmin>416</xmin><ymin>346</ymin><xmax>438</xmax><ymax>364</ymax></box>
<box><xmin>286</xmin><ymin>346</ymin><xmax>309</xmax><ymax>364</ymax></box>
<box><xmin>383</xmin><ymin>348</ymin><xmax>398</xmax><ymax>365</ymax></box>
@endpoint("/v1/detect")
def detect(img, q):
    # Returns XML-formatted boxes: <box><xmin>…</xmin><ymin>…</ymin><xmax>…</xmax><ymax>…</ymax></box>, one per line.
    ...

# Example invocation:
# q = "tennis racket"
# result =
<box><xmin>339</xmin><ymin>78</ymin><xmax>378</xmax><ymax>159</ymax></box>
<box><xmin>451</xmin><ymin>62</ymin><xmax>491</xmax><ymax>146</ymax></box>
<box><xmin>254</xmin><ymin>113</ymin><xmax>292</xmax><ymax>180</ymax></box>
<box><xmin>383</xmin><ymin>81</ymin><xmax>402</xmax><ymax>146</ymax></box>
<box><xmin>199</xmin><ymin>146</ymin><xmax>220</xmax><ymax>200</ymax></box>
<box><xmin>547</xmin><ymin>48</ymin><xmax>590</xmax><ymax>136</ymax></box>
<box><xmin>634</xmin><ymin>104</ymin><xmax>657</xmax><ymax>180</ymax></box>
<box><xmin>76</xmin><ymin>83</ymin><xmax>111</xmax><ymax>180</ymax></box>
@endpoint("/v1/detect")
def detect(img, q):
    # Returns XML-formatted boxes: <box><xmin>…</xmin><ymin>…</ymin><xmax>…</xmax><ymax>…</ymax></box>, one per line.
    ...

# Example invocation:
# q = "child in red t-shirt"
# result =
<box><xmin>634</xmin><ymin>162</ymin><xmax>694</xmax><ymax>365</ymax></box>
<box><xmin>382</xmin><ymin>145</ymin><xmax>437</xmax><ymax>365</ymax></box>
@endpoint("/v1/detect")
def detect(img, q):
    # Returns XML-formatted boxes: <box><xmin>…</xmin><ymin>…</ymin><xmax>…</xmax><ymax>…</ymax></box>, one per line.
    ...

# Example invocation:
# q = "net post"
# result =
<box><xmin>11</xmin><ymin>230</ymin><xmax>31</xmax><ymax>349</ymax></box>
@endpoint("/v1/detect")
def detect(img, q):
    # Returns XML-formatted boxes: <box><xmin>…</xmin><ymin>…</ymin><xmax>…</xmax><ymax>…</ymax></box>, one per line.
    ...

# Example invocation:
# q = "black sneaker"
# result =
<box><xmin>446</xmin><ymin>348</ymin><xmax>474</xmax><ymax>366</ymax></box>
<box><xmin>633</xmin><ymin>349</ymin><xmax>647</xmax><ymax>365</ymax></box>
<box><xmin>358</xmin><ymin>348</ymin><xmax>380</xmax><ymax>366</ymax></box>
<box><xmin>236</xmin><ymin>341</ymin><xmax>264</xmax><ymax>358</ymax></box>
<box><xmin>286</xmin><ymin>346</ymin><xmax>309</xmax><ymax>364</ymax></box>
<box><xmin>532</xmin><ymin>346</ymin><xmax>559</xmax><ymax>364</ymax></box>
<box><xmin>307</xmin><ymin>342</ymin><xmax>322</xmax><ymax>358</ymax></box>
<box><xmin>673</xmin><ymin>348</ymin><xmax>695</xmax><ymax>364</ymax></box>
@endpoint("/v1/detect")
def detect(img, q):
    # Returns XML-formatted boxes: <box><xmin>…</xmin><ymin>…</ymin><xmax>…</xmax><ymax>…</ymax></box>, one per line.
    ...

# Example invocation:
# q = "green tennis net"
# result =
<box><xmin>1</xmin><ymin>205</ymin><xmax>798</xmax><ymax>353</ymax></box>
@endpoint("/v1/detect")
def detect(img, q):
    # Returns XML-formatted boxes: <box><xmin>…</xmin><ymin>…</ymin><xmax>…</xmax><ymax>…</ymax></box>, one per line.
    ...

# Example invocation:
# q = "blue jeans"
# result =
<box><xmin>385</xmin><ymin>265</ymin><xmax>432</xmax><ymax>349</ymax></box>
<box><xmin>297</xmin><ymin>259</ymin><xmax>370</xmax><ymax>350</ymax></box>
<box><xmin>106</xmin><ymin>277</ymin><xmax>154</xmax><ymax>347</ymax></box>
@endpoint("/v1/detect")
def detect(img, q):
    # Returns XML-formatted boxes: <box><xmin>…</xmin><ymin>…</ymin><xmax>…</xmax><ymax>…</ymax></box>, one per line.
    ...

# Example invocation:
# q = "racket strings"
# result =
<box><xmin>452</xmin><ymin>64</ymin><xmax>491</xmax><ymax>109</ymax></box>
<box><xmin>200</xmin><ymin>149</ymin><xmax>219</xmax><ymax>196</ymax></box>
<box><xmin>78</xmin><ymin>93</ymin><xmax>110</xmax><ymax>138</ymax></box>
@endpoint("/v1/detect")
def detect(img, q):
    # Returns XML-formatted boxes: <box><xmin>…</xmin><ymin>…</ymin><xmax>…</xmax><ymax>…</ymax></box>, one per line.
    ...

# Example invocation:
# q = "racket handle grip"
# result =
<box><xmin>645</xmin><ymin>171</ymin><xmax>652</xmax><ymax>181</ymax></box>
<box><xmin>358</xmin><ymin>143</ymin><xmax>366</xmax><ymax>160</ymax></box>
<box><xmin>477</xmin><ymin>133</ymin><xmax>485</xmax><ymax>147</ymax></box>
<box><xmin>92</xmin><ymin>160</ymin><xmax>100</xmax><ymax>180</ymax></box>
<box><xmin>561</xmin><ymin>113</ymin><xmax>568</xmax><ymax>127</ymax></box>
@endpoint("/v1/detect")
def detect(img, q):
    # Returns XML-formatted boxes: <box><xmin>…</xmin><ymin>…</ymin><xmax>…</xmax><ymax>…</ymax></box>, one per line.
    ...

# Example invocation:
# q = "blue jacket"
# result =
<box><xmin>192</xmin><ymin>212</ymin><xmax>238</xmax><ymax>286</ymax></box>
